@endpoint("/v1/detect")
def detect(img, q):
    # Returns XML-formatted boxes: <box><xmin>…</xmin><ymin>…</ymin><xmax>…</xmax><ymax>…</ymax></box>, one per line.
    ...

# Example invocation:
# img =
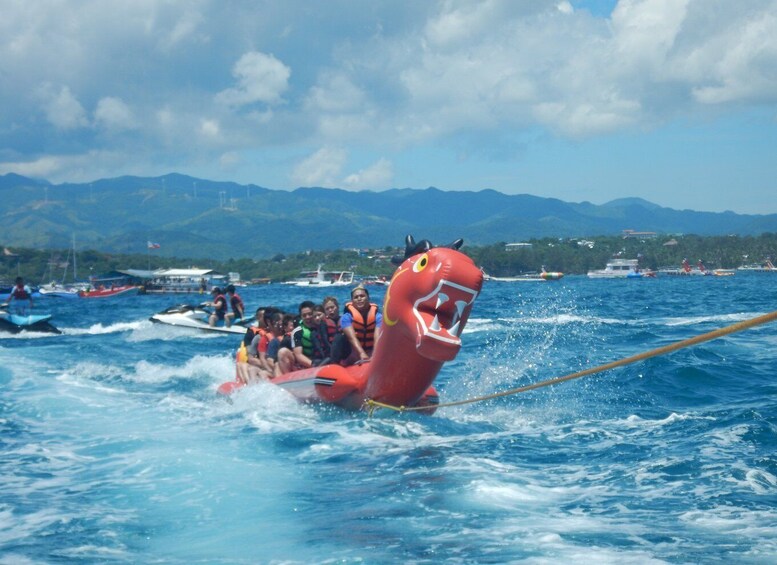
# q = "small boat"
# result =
<box><xmin>658</xmin><ymin>258</ymin><xmax>707</xmax><ymax>276</ymax></box>
<box><xmin>359</xmin><ymin>275</ymin><xmax>389</xmax><ymax>286</ymax></box>
<box><xmin>39</xmin><ymin>282</ymin><xmax>90</xmax><ymax>298</ymax></box>
<box><xmin>217</xmin><ymin>235</ymin><xmax>484</xmax><ymax>414</ymax></box>
<box><xmin>484</xmin><ymin>266</ymin><xmax>564</xmax><ymax>282</ymax></box>
<box><xmin>79</xmin><ymin>285</ymin><xmax>138</xmax><ymax>298</ymax></box>
<box><xmin>588</xmin><ymin>258</ymin><xmax>654</xmax><ymax>279</ymax></box>
<box><xmin>738</xmin><ymin>258</ymin><xmax>777</xmax><ymax>272</ymax></box>
<box><xmin>150</xmin><ymin>304</ymin><xmax>251</xmax><ymax>335</ymax></box>
<box><xmin>281</xmin><ymin>265</ymin><xmax>355</xmax><ymax>287</ymax></box>
<box><xmin>0</xmin><ymin>309</ymin><xmax>61</xmax><ymax>334</ymax></box>
<box><xmin>140</xmin><ymin>268</ymin><xmax>225</xmax><ymax>294</ymax></box>
<box><xmin>712</xmin><ymin>268</ymin><xmax>736</xmax><ymax>277</ymax></box>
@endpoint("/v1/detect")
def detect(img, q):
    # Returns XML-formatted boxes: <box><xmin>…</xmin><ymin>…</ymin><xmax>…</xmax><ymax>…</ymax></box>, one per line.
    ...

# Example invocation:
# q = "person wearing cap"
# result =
<box><xmin>208</xmin><ymin>286</ymin><xmax>228</xmax><ymax>327</ymax></box>
<box><xmin>331</xmin><ymin>285</ymin><xmax>382</xmax><ymax>365</ymax></box>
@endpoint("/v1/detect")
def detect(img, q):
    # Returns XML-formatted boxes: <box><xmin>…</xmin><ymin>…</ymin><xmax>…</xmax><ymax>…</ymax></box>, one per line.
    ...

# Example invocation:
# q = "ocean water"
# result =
<box><xmin>1</xmin><ymin>273</ymin><xmax>776</xmax><ymax>564</ymax></box>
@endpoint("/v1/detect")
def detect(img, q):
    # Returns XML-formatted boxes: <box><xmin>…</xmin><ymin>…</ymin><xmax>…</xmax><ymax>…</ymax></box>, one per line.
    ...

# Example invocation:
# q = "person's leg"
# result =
<box><xmin>329</xmin><ymin>333</ymin><xmax>351</xmax><ymax>363</ymax></box>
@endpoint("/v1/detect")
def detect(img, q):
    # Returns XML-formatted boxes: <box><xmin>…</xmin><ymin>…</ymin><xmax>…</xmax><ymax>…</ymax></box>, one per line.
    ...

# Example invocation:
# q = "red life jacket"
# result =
<box><xmin>345</xmin><ymin>301</ymin><xmax>378</xmax><ymax>353</ymax></box>
<box><xmin>324</xmin><ymin>317</ymin><xmax>339</xmax><ymax>343</ymax></box>
<box><xmin>11</xmin><ymin>284</ymin><xmax>30</xmax><ymax>300</ymax></box>
<box><xmin>213</xmin><ymin>293</ymin><xmax>227</xmax><ymax>315</ymax></box>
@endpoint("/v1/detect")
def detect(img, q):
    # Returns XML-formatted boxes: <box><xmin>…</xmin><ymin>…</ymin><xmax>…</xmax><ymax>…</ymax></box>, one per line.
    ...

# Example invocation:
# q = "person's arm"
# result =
<box><xmin>246</xmin><ymin>335</ymin><xmax>264</xmax><ymax>367</ymax></box>
<box><xmin>290</xmin><ymin>327</ymin><xmax>313</xmax><ymax>368</ymax></box>
<box><xmin>343</xmin><ymin>326</ymin><xmax>369</xmax><ymax>361</ymax></box>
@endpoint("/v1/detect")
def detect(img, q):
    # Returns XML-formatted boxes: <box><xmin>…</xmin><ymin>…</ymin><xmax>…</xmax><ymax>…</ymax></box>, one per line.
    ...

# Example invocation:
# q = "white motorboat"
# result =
<box><xmin>588</xmin><ymin>258</ymin><xmax>654</xmax><ymax>279</ymax></box>
<box><xmin>149</xmin><ymin>304</ymin><xmax>252</xmax><ymax>335</ymax></box>
<box><xmin>738</xmin><ymin>258</ymin><xmax>776</xmax><ymax>272</ymax></box>
<box><xmin>282</xmin><ymin>265</ymin><xmax>355</xmax><ymax>287</ymax></box>
<box><xmin>38</xmin><ymin>282</ymin><xmax>89</xmax><ymax>298</ymax></box>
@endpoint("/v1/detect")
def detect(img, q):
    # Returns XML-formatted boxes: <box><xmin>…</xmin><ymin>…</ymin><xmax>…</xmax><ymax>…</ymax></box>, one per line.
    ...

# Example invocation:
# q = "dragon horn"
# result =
<box><xmin>391</xmin><ymin>235</ymin><xmax>417</xmax><ymax>265</ymax></box>
<box><xmin>445</xmin><ymin>238</ymin><xmax>464</xmax><ymax>250</ymax></box>
<box><xmin>405</xmin><ymin>235</ymin><xmax>416</xmax><ymax>255</ymax></box>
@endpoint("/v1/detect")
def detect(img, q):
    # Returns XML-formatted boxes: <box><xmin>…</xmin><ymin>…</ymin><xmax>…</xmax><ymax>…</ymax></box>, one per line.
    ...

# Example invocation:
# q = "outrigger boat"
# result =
<box><xmin>150</xmin><ymin>303</ymin><xmax>251</xmax><ymax>335</ymax></box>
<box><xmin>217</xmin><ymin>235</ymin><xmax>484</xmax><ymax>414</ymax></box>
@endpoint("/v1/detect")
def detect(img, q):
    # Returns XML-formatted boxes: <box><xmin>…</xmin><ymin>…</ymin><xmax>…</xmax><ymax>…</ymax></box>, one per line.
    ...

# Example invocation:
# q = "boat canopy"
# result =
<box><xmin>153</xmin><ymin>268</ymin><xmax>218</xmax><ymax>277</ymax></box>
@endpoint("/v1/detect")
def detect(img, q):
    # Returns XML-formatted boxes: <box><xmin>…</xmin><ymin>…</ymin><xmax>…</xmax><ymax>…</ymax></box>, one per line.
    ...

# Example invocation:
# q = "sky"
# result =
<box><xmin>1</xmin><ymin>0</ymin><xmax>776</xmax><ymax>214</ymax></box>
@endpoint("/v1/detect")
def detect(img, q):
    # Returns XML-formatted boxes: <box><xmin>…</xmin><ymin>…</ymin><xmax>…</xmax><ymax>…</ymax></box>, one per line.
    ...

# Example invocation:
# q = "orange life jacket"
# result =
<box><xmin>345</xmin><ymin>301</ymin><xmax>378</xmax><ymax>353</ymax></box>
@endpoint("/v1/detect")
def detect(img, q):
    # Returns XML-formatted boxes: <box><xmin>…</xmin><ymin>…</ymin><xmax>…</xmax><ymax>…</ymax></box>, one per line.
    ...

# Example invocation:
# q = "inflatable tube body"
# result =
<box><xmin>218</xmin><ymin>241</ymin><xmax>483</xmax><ymax>413</ymax></box>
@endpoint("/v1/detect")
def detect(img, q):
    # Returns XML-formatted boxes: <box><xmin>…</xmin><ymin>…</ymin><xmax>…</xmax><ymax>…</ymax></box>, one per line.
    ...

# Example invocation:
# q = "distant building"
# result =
<box><xmin>505</xmin><ymin>242</ymin><xmax>533</xmax><ymax>251</ymax></box>
<box><xmin>622</xmin><ymin>229</ymin><xmax>657</xmax><ymax>239</ymax></box>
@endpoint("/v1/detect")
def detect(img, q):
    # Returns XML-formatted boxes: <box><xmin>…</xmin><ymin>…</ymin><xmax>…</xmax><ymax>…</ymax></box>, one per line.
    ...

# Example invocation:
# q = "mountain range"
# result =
<box><xmin>2</xmin><ymin>172</ymin><xmax>775</xmax><ymax>259</ymax></box>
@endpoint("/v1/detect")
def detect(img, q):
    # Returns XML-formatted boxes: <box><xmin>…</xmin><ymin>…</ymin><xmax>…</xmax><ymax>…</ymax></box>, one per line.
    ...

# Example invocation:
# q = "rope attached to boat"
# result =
<box><xmin>364</xmin><ymin>309</ymin><xmax>777</xmax><ymax>416</ymax></box>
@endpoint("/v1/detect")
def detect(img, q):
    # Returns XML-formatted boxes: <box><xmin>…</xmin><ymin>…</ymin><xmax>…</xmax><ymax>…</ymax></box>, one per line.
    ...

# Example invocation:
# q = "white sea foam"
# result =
<box><xmin>62</xmin><ymin>320</ymin><xmax>146</xmax><ymax>335</ymax></box>
<box><xmin>126</xmin><ymin>354</ymin><xmax>234</xmax><ymax>384</ymax></box>
<box><xmin>661</xmin><ymin>312</ymin><xmax>761</xmax><ymax>327</ymax></box>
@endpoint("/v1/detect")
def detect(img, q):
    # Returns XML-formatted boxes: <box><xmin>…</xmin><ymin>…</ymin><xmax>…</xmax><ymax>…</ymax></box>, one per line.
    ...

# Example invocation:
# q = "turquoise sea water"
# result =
<box><xmin>1</xmin><ymin>273</ymin><xmax>776</xmax><ymax>563</ymax></box>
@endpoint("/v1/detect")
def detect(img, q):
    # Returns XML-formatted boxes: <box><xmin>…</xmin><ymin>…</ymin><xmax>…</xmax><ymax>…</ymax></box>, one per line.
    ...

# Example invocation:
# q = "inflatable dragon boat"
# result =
<box><xmin>217</xmin><ymin>235</ymin><xmax>483</xmax><ymax>413</ymax></box>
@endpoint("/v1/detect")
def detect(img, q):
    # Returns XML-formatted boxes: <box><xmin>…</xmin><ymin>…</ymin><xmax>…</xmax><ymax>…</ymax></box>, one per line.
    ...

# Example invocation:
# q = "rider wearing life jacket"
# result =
<box><xmin>7</xmin><ymin>277</ymin><xmax>33</xmax><ymax>315</ymax></box>
<box><xmin>208</xmin><ymin>287</ymin><xmax>228</xmax><ymax>327</ymax></box>
<box><xmin>278</xmin><ymin>301</ymin><xmax>330</xmax><ymax>372</ymax></box>
<box><xmin>322</xmin><ymin>296</ymin><xmax>341</xmax><ymax>344</ymax></box>
<box><xmin>334</xmin><ymin>285</ymin><xmax>382</xmax><ymax>365</ymax></box>
<box><xmin>225</xmin><ymin>284</ymin><xmax>245</xmax><ymax>326</ymax></box>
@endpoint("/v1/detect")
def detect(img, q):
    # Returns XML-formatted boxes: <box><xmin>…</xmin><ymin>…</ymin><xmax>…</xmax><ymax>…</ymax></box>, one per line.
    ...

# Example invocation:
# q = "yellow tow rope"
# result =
<box><xmin>364</xmin><ymin>309</ymin><xmax>777</xmax><ymax>416</ymax></box>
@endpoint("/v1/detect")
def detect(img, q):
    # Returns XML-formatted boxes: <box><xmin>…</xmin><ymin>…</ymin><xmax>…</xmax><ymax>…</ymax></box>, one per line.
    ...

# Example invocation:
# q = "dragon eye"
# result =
<box><xmin>413</xmin><ymin>253</ymin><xmax>429</xmax><ymax>273</ymax></box>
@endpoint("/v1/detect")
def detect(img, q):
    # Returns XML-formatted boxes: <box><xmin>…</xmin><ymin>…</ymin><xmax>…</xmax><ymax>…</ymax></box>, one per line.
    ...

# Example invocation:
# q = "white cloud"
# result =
<box><xmin>200</xmin><ymin>119</ymin><xmax>221</xmax><ymax>140</ymax></box>
<box><xmin>2</xmin><ymin>0</ymin><xmax>777</xmax><ymax>202</ymax></box>
<box><xmin>305</xmin><ymin>72</ymin><xmax>366</xmax><ymax>113</ymax></box>
<box><xmin>291</xmin><ymin>146</ymin><xmax>347</xmax><ymax>187</ymax></box>
<box><xmin>94</xmin><ymin>97</ymin><xmax>136</xmax><ymax>131</ymax></box>
<box><xmin>38</xmin><ymin>85</ymin><xmax>88</xmax><ymax>130</ymax></box>
<box><xmin>216</xmin><ymin>51</ymin><xmax>291</xmax><ymax>108</ymax></box>
<box><xmin>159</xmin><ymin>10</ymin><xmax>205</xmax><ymax>50</ymax></box>
<box><xmin>344</xmin><ymin>158</ymin><xmax>394</xmax><ymax>190</ymax></box>
<box><xmin>219</xmin><ymin>151</ymin><xmax>240</xmax><ymax>170</ymax></box>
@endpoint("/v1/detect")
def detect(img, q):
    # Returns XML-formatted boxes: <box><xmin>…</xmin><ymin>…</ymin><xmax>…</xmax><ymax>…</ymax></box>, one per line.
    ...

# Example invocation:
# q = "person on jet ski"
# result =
<box><xmin>7</xmin><ymin>276</ymin><xmax>33</xmax><ymax>315</ymax></box>
<box><xmin>225</xmin><ymin>284</ymin><xmax>245</xmax><ymax>326</ymax></box>
<box><xmin>208</xmin><ymin>287</ymin><xmax>228</xmax><ymax>327</ymax></box>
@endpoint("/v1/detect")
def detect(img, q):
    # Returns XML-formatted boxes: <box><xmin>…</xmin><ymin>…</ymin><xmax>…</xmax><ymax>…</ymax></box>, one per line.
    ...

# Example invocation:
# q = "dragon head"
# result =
<box><xmin>383</xmin><ymin>235</ymin><xmax>483</xmax><ymax>361</ymax></box>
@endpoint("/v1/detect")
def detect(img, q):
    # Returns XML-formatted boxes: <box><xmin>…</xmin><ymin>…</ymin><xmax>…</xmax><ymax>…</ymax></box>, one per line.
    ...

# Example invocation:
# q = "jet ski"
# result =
<box><xmin>149</xmin><ymin>303</ymin><xmax>252</xmax><ymax>335</ymax></box>
<box><xmin>0</xmin><ymin>308</ymin><xmax>61</xmax><ymax>334</ymax></box>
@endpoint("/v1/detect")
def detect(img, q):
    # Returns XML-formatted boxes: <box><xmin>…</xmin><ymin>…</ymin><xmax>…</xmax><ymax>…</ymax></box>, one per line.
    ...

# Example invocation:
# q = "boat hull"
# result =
<box><xmin>150</xmin><ymin>305</ymin><xmax>250</xmax><ymax>335</ymax></box>
<box><xmin>79</xmin><ymin>285</ymin><xmax>138</xmax><ymax>298</ymax></box>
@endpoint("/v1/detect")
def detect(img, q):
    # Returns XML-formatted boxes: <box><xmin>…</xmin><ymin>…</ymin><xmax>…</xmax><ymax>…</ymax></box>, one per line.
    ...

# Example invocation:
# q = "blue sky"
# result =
<box><xmin>1</xmin><ymin>0</ymin><xmax>775</xmax><ymax>214</ymax></box>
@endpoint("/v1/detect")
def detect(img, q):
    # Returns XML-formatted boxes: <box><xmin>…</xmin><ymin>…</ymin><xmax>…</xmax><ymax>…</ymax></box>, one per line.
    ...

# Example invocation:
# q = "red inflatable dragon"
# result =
<box><xmin>217</xmin><ymin>235</ymin><xmax>483</xmax><ymax>413</ymax></box>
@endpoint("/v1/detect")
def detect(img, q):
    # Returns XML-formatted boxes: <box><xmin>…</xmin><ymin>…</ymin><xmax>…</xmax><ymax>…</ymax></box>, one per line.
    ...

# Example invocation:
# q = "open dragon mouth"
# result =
<box><xmin>413</xmin><ymin>279</ymin><xmax>479</xmax><ymax>360</ymax></box>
